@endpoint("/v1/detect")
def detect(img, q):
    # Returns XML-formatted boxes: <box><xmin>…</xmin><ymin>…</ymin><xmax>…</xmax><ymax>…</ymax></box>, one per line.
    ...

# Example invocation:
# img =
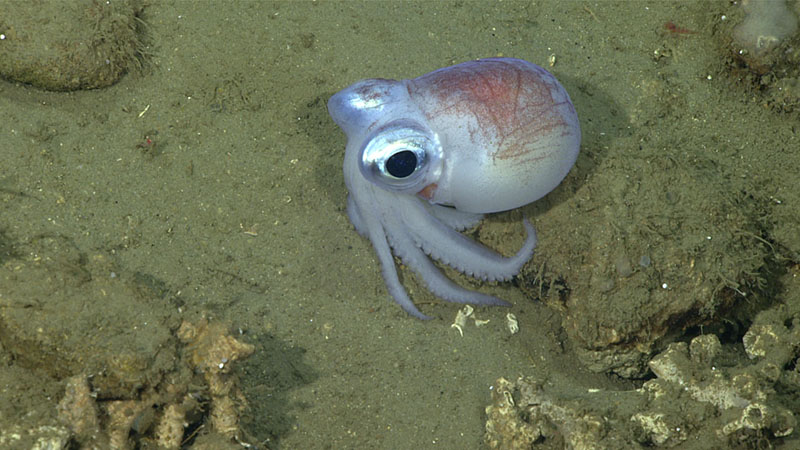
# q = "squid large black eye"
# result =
<box><xmin>385</xmin><ymin>150</ymin><xmax>417</xmax><ymax>178</ymax></box>
<box><xmin>357</xmin><ymin>119</ymin><xmax>442</xmax><ymax>193</ymax></box>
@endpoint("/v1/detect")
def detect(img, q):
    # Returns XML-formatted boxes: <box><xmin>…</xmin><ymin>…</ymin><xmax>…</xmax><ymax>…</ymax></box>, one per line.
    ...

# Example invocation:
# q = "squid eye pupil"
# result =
<box><xmin>385</xmin><ymin>150</ymin><xmax>417</xmax><ymax>178</ymax></box>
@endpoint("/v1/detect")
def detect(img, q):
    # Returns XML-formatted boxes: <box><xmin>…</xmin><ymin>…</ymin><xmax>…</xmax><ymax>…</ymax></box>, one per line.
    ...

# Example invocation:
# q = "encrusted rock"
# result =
<box><xmin>484</xmin><ymin>377</ymin><xmax>543</xmax><ymax>450</ymax></box>
<box><xmin>487</xmin><ymin>323</ymin><xmax>799</xmax><ymax>448</ymax></box>
<box><xmin>484</xmin><ymin>377</ymin><xmax>610</xmax><ymax>450</ymax></box>
<box><xmin>57</xmin><ymin>375</ymin><xmax>103</xmax><ymax>446</ymax></box>
<box><xmin>52</xmin><ymin>318</ymin><xmax>255</xmax><ymax>449</ymax></box>
<box><xmin>689</xmin><ymin>333</ymin><xmax>722</xmax><ymax>365</ymax></box>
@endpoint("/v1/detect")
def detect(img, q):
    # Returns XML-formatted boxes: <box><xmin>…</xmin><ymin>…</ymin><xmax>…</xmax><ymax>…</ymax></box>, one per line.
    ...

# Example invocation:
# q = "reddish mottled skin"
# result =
<box><xmin>409</xmin><ymin>59</ymin><xmax>574</xmax><ymax>164</ymax></box>
<box><xmin>353</xmin><ymin>78</ymin><xmax>393</xmax><ymax>104</ymax></box>
<box><xmin>417</xmin><ymin>182</ymin><xmax>437</xmax><ymax>200</ymax></box>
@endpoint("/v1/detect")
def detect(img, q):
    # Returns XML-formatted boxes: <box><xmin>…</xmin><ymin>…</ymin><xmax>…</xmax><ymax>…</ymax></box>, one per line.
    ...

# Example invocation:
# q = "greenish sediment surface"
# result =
<box><xmin>1</xmin><ymin>1</ymin><xmax>799</xmax><ymax>448</ymax></box>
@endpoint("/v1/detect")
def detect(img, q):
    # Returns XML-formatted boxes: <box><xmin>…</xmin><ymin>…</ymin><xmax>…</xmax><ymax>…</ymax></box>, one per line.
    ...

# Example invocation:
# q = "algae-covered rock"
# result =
<box><xmin>0</xmin><ymin>0</ymin><xmax>146</xmax><ymax>91</ymax></box>
<box><xmin>519</xmin><ymin>147</ymin><xmax>773</xmax><ymax>377</ymax></box>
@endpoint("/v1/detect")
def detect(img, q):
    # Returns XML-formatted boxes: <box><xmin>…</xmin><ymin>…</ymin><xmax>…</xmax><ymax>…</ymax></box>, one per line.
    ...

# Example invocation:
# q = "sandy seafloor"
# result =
<box><xmin>1</xmin><ymin>1</ymin><xmax>799</xmax><ymax>449</ymax></box>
